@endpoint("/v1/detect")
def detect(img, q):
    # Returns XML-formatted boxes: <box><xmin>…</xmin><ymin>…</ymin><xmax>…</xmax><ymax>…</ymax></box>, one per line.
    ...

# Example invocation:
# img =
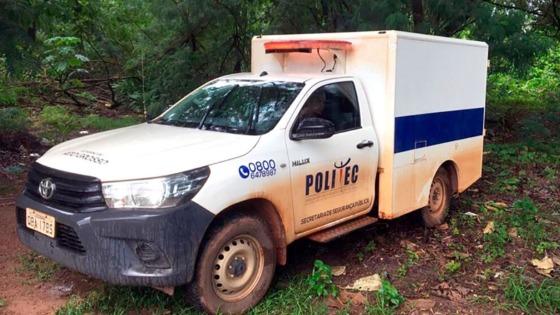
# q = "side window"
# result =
<box><xmin>296</xmin><ymin>81</ymin><xmax>360</xmax><ymax>132</ymax></box>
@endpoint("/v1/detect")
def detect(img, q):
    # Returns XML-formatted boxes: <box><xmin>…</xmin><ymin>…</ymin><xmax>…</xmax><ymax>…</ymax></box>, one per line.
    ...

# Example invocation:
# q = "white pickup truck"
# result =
<box><xmin>16</xmin><ymin>31</ymin><xmax>487</xmax><ymax>314</ymax></box>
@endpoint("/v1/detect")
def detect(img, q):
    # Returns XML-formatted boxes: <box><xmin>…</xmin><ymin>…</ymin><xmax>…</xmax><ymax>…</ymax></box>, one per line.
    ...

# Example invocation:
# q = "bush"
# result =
<box><xmin>487</xmin><ymin>45</ymin><xmax>560</xmax><ymax>109</ymax></box>
<box><xmin>0</xmin><ymin>107</ymin><xmax>28</xmax><ymax>132</ymax></box>
<box><xmin>306</xmin><ymin>260</ymin><xmax>338</xmax><ymax>298</ymax></box>
<box><xmin>39</xmin><ymin>105</ymin><xmax>80</xmax><ymax>135</ymax></box>
<box><xmin>0</xmin><ymin>86</ymin><xmax>18</xmax><ymax>107</ymax></box>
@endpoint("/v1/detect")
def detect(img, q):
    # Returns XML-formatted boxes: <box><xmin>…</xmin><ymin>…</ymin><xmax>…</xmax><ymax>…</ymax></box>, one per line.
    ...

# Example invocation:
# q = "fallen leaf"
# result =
<box><xmin>436</xmin><ymin>223</ymin><xmax>449</xmax><ymax>231</ymax></box>
<box><xmin>408</xmin><ymin>298</ymin><xmax>436</xmax><ymax>310</ymax></box>
<box><xmin>345</xmin><ymin>274</ymin><xmax>382</xmax><ymax>292</ymax></box>
<box><xmin>400</xmin><ymin>240</ymin><xmax>419</xmax><ymax>250</ymax></box>
<box><xmin>339</xmin><ymin>290</ymin><xmax>367</xmax><ymax>305</ymax></box>
<box><xmin>531</xmin><ymin>256</ymin><xmax>554</xmax><ymax>277</ymax></box>
<box><xmin>484</xmin><ymin>201</ymin><xmax>508</xmax><ymax>211</ymax></box>
<box><xmin>552</xmin><ymin>256</ymin><xmax>560</xmax><ymax>266</ymax></box>
<box><xmin>325</xmin><ymin>296</ymin><xmax>343</xmax><ymax>309</ymax></box>
<box><xmin>483</xmin><ymin>221</ymin><xmax>495</xmax><ymax>234</ymax></box>
<box><xmin>464</xmin><ymin>211</ymin><xmax>478</xmax><ymax>217</ymax></box>
<box><xmin>433</xmin><ymin>282</ymin><xmax>463</xmax><ymax>301</ymax></box>
<box><xmin>494</xmin><ymin>271</ymin><xmax>504</xmax><ymax>279</ymax></box>
<box><xmin>332</xmin><ymin>265</ymin><xmax>346</xmax><ymax>276</ymax></box>
<box><xmin>508</xmin><ymin>227</ymin><xmax>518</xmax><ymax>238</ymax></box>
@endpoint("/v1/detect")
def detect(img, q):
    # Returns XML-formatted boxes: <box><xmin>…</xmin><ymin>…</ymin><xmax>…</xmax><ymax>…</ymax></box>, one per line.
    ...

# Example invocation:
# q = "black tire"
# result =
<box><xmin>422</xmin><ymin>168</ymin><xmax>451</xmax><ymax>227</ymax></box>
<box><xmin>186</xmin><ymin>214</ymin><xmax>276</xmax><ymax>315</ymax></box>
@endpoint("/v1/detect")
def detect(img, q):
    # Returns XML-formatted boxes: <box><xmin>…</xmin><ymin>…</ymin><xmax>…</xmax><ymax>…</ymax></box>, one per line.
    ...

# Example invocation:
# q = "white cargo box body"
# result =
<box><xmin>252</xmin><ymin>31</ymin><xmax>488</xmax><ymax>219</ymax></box>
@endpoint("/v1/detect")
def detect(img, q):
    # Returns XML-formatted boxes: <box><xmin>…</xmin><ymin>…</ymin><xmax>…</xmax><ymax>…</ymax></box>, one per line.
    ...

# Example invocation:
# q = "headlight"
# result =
<box><xmin>102</xmin><ymin>167</ymin><xmax>210</xmax><ymax>209</ymax></box>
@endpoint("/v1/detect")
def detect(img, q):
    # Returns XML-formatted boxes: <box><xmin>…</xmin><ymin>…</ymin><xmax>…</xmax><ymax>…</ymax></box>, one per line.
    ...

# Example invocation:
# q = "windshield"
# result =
<box><xmin>153</xmin><ymin>79</ymin><xmax>304</xmax><ymax>135</ymax></box>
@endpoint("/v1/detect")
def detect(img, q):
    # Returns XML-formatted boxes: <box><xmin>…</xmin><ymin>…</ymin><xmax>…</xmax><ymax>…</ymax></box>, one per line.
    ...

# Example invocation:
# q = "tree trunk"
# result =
<box><xmin>411</xmin><ymin>0</ymin><xmax>424</xmax><ymax>33</ymax></box>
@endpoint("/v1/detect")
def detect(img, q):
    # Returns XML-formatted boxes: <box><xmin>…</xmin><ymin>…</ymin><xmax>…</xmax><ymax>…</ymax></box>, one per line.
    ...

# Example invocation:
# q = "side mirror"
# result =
<box><xmin>291</xmin><ymin>117</ymin><xmax>335</xmax><ymax>140</ymax></box>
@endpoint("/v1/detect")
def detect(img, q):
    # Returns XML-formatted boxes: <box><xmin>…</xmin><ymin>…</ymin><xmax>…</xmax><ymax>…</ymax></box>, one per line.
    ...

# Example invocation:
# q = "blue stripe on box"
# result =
<box><xmin>394</xmin><ymin>107</ymin><xmax>484</xmax><ymax>153</ymax></box>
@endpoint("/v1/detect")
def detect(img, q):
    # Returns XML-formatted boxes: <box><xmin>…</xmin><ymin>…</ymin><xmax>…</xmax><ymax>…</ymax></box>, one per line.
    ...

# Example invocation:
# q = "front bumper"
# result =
<box><xmin>16</xmin><ymin>194</ymin><xmax>214</xmax><ymax>286</ymax></box>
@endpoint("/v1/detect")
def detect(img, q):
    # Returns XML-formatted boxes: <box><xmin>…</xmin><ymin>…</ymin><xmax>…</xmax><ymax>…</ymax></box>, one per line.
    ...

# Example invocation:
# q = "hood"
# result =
<box><xmin>37</xmin><ymin>123</ymin><xmax>260</xmax><ymax>181</ymax></box>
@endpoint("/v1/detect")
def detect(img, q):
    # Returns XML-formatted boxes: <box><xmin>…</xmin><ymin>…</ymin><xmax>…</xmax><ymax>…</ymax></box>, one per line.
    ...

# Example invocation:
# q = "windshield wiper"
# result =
<box><xmin>153</xmin><ymin>117</ymin><xmax>198</xmax><ymax>128</ymax></box>
<box><xmin>199</xmin><ymin>84</ymin><xmax>239</xmax><ymax>129</ymax></box>
<box><xmin>205</xmin><ymin>124</ymin><xmax>246</xmax><ymax>134</ymax></box>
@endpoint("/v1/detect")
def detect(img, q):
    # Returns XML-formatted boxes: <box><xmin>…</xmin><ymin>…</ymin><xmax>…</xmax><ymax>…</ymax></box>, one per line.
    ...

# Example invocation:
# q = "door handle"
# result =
<box><xmin>357</xmin><ymin>140</ymin><xmax>374</xmax><ymax>149</ymax></box>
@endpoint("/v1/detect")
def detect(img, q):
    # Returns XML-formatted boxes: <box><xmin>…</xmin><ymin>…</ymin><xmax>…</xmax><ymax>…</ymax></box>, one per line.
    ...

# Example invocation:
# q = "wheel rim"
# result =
<box><xmin>429</xmin><ymin>178</ymin><xmax>445</xmax><ymax>213</ymax></box>
<box><xmin>211</xmin><ymin>234</ymin><xmax>264</xmax><ymax>302</ymax></box>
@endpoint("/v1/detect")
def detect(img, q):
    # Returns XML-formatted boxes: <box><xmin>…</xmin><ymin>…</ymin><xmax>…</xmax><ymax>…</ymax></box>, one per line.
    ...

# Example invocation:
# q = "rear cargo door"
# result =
<box><xmin>286</xmin><ymin>79</ymin><xmax>378</xmax><ymax>234</ymax></box>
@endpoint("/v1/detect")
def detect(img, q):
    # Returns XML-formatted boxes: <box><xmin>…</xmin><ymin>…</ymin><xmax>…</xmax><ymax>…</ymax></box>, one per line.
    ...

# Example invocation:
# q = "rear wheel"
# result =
<box><xmin>422</xmin><ymin>168</ymin><xmax>451</xmax><ymax>227</ymax></box>
<box><xmin>186</xmin><ymin>214</ymin><xmax>276</xmax><ymax>315</ymax></box>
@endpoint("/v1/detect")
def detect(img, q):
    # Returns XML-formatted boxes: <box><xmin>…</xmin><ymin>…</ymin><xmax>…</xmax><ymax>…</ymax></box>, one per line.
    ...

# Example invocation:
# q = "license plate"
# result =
<box><xmin>26</xmin><ymin>208</ymin><xmax>55</xmax><ymax>238</ymax></box>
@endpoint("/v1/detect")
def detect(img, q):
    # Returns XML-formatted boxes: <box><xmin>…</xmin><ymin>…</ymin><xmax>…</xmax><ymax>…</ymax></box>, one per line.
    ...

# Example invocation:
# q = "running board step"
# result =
<box><xmin>307</xmin><ymin>216</ymin><xmax>378</xmax><ymax>243</ymax></box>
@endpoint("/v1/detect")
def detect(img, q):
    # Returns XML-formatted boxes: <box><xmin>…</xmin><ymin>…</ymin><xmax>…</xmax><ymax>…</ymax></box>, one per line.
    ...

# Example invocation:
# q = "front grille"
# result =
<box><xmin>25</xmin><ymin>163</ymin><xmax>106</xmax><ymax>212</ymax></box>
<box><xmin>56</xmin><ymin>223</ymin><xmax>86</xmax><ymax>254</ymax></box>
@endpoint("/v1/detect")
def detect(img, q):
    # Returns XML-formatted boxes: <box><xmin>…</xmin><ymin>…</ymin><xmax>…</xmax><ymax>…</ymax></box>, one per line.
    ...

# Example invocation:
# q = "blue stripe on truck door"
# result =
<box><xmin>394</xmin><ymin>107</ymin><xmax>485</xmax><ymax>153</ymax></box>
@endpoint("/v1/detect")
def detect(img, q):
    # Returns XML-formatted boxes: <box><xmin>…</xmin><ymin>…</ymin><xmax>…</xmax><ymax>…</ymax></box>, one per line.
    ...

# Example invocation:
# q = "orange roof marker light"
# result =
<box><xmin>264</xmin><ymin>40</ymin><xmax>352</xmax><ymax>54</ymax></box>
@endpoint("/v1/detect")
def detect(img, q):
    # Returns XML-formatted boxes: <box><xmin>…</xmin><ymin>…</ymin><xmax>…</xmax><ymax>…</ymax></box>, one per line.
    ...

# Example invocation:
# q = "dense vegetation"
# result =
<box><xmin>1</xmin><ymin>1</ymin><xmax>560</xmax><ymax>314</ymax></box>
<box><xmin>1</xmin><ymin>0</ymin><xmax>559</xmax><ymax>117</ymax></box>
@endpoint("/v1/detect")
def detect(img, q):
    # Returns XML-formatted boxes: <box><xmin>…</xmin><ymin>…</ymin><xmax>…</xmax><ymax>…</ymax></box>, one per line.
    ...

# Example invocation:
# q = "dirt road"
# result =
<box><xmin>0</xmin><ymin>201</ymin><xmax>98</xmax><ymax>315</ymax></box>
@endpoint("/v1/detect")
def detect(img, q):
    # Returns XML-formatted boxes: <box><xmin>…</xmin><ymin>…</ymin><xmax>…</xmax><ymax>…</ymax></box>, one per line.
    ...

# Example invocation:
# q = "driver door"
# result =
<box><xmin>286</xmin><ymin>80</ymin><xmax>377</xmax><ymax>234</ymax></box>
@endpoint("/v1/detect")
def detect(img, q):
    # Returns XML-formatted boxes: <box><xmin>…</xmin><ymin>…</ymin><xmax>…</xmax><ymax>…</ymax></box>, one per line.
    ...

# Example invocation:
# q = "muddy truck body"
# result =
<box><xmin>16</xmin><ymin>31</ymin><xmax>488</xmax><ymax>314</ymax></box>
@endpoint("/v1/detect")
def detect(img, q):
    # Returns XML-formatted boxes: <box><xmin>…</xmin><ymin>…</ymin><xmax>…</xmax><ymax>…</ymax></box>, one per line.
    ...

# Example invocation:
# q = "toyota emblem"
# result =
<box><xmin>38</xmin><ymin>178</ymin><xmax>56</xmax><ymax>200</ymax></box>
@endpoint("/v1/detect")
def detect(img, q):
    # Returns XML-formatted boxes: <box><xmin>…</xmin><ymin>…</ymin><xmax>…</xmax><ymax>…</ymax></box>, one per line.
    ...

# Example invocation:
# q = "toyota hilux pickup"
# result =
<box><xmin>16</xmin><ymin>30</ymin><xmax>488</xmax><ymax>314</ymax></box>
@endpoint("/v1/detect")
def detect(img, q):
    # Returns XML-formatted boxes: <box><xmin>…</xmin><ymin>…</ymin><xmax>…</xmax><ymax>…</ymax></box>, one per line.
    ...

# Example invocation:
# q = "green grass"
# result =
<box><xmin>40</xmin><ymin>105</ymin><xmax>81</xmax><ymax>136</ymax></box>
<box><xmin>505</xmin><ymin>273</ymin><xmax>560</xmax><ymax>314</ymax></box>
<box><xmin>18</xmin><ymin>253</ymin><xmax>60</xmax><ymax>281</ymax></box>
<box><xmin>396</xmin><ymin>248</ymin><xmax>419</xmax><ymax>277</ymax></box>
<box><xmin>57</xmin><ymin>286</ymin><xmax>199</xmax><ymax>315</ymax></box>
<box><xmin>0</xmin><ymin>298</ymin><xmax>6</xmax><ymax>307</ymax></box>
<box><xmin>306</xmin><ymin>260</ymin><xmax>338</xmax><ymax>298</ymax></box>
<box><xmin>0</xmin><ymin>107</ymin><xmax>28</xmax><ymax>132</ymax></box>
<box><xmin>38</xmin><ymin>105</ymin><xmax>139</xmax><ymax>138</ymax></box>
<box><xmin>365</xmin><ymin>279</ymin><xmax>405</xmax><ymax>315</ymax></box>
<box><xmin>57</xmin><ymin>274</ymin><xmax>330</xmax><ymax>315</ymax></box>
<box><xmin>482</xmin><ymin>222</ymin><xmax>509</xmax><ymax>263</ymax></box>
<box><xmin>250</xmin><ymin>276</ymin><xmax>328</xmax><ymax>315</ymax></box>
<box><xmin>444</xmin><ymin>260</ymin><xmax>462</xmax><ymax>274</ymax></box>
<box><xmin>80</xmin><ymin>114</ymin><xmax>138</xmax><ymax>131</ymax></box>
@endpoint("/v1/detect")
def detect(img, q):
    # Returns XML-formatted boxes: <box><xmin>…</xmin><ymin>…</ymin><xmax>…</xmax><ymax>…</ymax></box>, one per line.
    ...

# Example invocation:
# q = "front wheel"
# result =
<box><xmin>422</xmin><ymin>168</ymin><xmax>451</xmax><ymax>227</ymax></box>
<box><xmin>186</xmin><ymin>214</ymin><xmax>276</xmax><ymax>315</ymax></box>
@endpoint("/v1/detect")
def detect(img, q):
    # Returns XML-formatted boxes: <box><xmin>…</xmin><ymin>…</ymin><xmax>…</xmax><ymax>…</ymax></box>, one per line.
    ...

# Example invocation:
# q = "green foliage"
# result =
<box><xmin>0</xmin><ymin>85</ymin><xmax>18</xmax><ymax>106</ymax></box>
<box><xmin>3</xmin><ymin>164</ymin><xmax>25</xmax><ymax>175</ymax></box>
<box><xmin>505</xmin><ymin>273</ymin><xmax>560</xmax><ymax>314</ymax></box>
<box><xmin>0</xmin><ymin>298</ymin><xmax>5</xmax><ymax>307</ymax></box>
<box><xmin>56</xmin><ymin>286</ymin><xmax>198</xmax><ymax>315</ymax></box>
<box><xmin>482</xmin><ymin>222</ymin><xmax>509</xmax><ymax>263</ymax></box>
<box><xmin>367</xmin><ymin>279</ymin><xmax>405</xmax><ymax>315</ymax></box>
<box><xmin>444</xmin><ymin>260</ymin><xmax>462</xmax><ymax>274</ymax></box>
<box><xmin>536</xmin><ymin>241</ymin><xmax>559</xmax><ymax>255</ymax></box>
<box><xmin>80</xmin><ymin>114</ymin><xmax>138</xmax><ymax>131</ymax></box>
<box><xmin>2</xmin><ymin>0</ymin><xmax>559</xmax><ymax>116</ymax></box>
<box><xmin>396</xmin><ymin>248</ymin><xmax>419</xmax><ymax>277</ymax></box>
<box><xmin>306</xmin><ymin>260</ymin><xmax>338</xmax><ymax>298</ymax></box>
<box><xmin>57</xmin><ymin>276</ymin><xmax>329</xmax><ymax>315</ymax></box>
<box><xmin>18</xmin><ymin>253</ymin><xmax>59</xmax><ymax>281</ymax></box>
<box><xmin>250</xmin><ymin>276</ymin><xmax>327</xmax><ymax>314</ymax></box>
<box><xmin>486</xmin><ymin>44</ymin><xmax>560</xmax><ymax>131</ymax></box>
<box><xmin>40</xmin><ymin>105</ymin><xmax>80</xmax><ymax>135</ymax></box>
<box><xmin>43</xmin><ymin>36</ymin><xmax>89</xmax><ymax>85</ymax></box>
<box><xmin>0</xmin><ymin>107</ymin><xmax>28</xmax><ymax>132</ymax></box>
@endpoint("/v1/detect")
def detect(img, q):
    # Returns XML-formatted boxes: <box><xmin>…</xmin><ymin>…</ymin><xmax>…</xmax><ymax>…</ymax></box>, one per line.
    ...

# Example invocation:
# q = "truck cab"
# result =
<box><xmin>16</xmin><ymin>31</ymin><xmax>487</xmax><ymax>314</ymax></box>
